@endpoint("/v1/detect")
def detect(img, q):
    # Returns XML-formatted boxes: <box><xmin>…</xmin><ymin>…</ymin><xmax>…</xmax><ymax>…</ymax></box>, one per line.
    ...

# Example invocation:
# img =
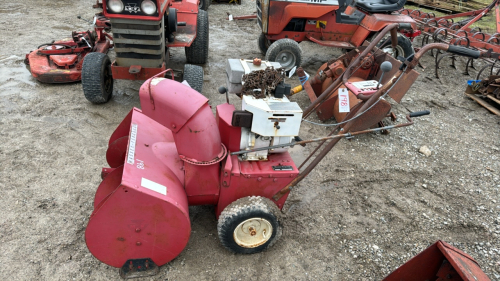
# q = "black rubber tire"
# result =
<box><xmin>217</xmin><ymin>196</ymin><xmax>282</xmax><ymax>254</ymax></box>
<box><xmin>377</xmin><ymin>34</ymin><xmax>414</xmax><ymax>59</ymax></box>
<box><xmin>183</xmin><ymin>64</ymin><xmax>204</xmax><ymax>93</ymax></box>
<box><xmin>82</xmin><ymin>52</ymin><xmax>113</xmax><ymax>104</ymax></box>
<box><xmin>265</xmin><ymin>38</ymin><xmax>302</xmax><ymax>71</ymax></box>
<box><xmin>185</xmin><ymin>10</ymin><xmax>209</xmax><ymax>64</ymax></box>
<box><xmin>166</xmin><ymin>7</ymin><xmax>177</xmax><ymax>33</ymax></box>
<box><xmin>199</xmin><ymin>0</ymin><xmax>210</xmax><ymax>11</ymax></box>
<box><xmin>258</xmin><ymin>33</ymin><xmax>271</xmax><ymax>55</ymax></box>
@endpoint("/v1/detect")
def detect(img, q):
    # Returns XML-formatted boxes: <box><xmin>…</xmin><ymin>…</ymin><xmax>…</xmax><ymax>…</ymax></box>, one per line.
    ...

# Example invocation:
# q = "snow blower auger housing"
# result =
<box><xmin>82</xmin><ymin>0</ymin><xmax>209</xmax><ymax>104</ymax></box>
<box><xmin>85</xmin><ymin>25</ymin><xmax>489</xmax><ymax>277</ymax></box>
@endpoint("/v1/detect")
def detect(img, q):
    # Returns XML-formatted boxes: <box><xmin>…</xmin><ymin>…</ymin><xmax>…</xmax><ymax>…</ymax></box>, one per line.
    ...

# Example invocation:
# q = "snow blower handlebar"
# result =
<box><xmin>272</xmin><ymin>29</ymin><xmax>482</xmax><ymax>201</ymax></box>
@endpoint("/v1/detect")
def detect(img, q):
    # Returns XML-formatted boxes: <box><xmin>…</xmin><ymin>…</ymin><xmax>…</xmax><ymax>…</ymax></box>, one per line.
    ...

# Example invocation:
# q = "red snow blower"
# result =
<box><xmin>85</xmin><ymin>24</ymin><xmax>492</xmax><ymax>278</ymax></box>
<box><xmin>24</xmin><ymin>15</ymin><xmax>112</xmax><ymax>83</ymax></box>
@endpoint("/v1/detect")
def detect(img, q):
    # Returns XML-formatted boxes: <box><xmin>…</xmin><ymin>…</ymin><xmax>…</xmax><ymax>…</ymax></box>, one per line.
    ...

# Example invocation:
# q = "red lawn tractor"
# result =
<box><xmin>257</xmin><ymin>0</ymin><xmax>420</xmax><ymax>70</ymax></box>
<box><xmin>84</xmin><ymin>24</ymin><xmax>489</xmax><ymax>278</ymax></box>
<box><xmin>24</xmin><ymin>0</ymin><xmax>209</xmax><ymax>103</ymax></box>
<box><xmin>82</xmin><ymin>0</ymin><xmax>209</xmax><ymax>103</ymax></box>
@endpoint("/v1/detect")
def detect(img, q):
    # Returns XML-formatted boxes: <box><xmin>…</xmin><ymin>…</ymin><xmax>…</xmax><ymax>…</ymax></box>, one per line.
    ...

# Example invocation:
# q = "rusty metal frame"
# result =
<box><xmin>402</xmin><ymin>0</ymin><xmax>500</xmax><ymax>79</ymax></box>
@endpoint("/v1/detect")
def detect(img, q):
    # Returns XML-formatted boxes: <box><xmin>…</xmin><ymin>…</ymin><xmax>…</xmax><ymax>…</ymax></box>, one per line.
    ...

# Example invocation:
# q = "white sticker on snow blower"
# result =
<box><xmin>338</xmin><ymin>88</ymin><xmax>350</xmax><ymax>113</ymax></box>
<box><xmin>141</xmin><ymin>178</ymin><xmax>167</xmax><ymax>196</ymax></box>
<box><xmin>127</xmin><ymin>123</ymin><xmax>138</xmax><ymax>165</ymax></box>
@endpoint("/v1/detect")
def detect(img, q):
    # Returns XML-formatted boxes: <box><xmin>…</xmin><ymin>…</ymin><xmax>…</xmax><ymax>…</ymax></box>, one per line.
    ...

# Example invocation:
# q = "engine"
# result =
<box><xmin>226</xmin><ymin>59</ymin><xmax>303</xmax><ymax>161</ymax></box>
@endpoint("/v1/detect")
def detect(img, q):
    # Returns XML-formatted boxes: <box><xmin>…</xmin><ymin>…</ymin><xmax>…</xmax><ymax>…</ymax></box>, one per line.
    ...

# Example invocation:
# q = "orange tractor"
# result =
<box><xmin>257</xmin><ymin>0</ymin><xmax>420</xmax><ymax>70</ymax></box>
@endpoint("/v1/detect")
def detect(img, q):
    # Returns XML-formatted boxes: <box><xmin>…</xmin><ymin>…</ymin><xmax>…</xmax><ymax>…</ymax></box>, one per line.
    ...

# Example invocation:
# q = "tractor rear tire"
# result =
<box><xmin>185</xmin><ymin>10</ymin><xmax>209</xmax><ymax>64</ymax></box>
<box><xmin>265</xmin><ymin>39</ymin><xmax>302</xmax><ymax>71</ymax></box>
<box><xmin>199</xmin><ymin>0</ymin><xmax>210</xmax><ymax>11</ymax></box>
<box><xmin>82</xmin><ymin>53</ymin><xmax>113</xmax><ymax>104</ymax></box>
<box><xmin>217</xmin><ymin>196</ymin><xmax>282</xmax><ymax>254</ymax></box>
<box><xmin>377</xmin><ymin>34</ymin><xmax>414</xmax><ymax>59</ymax></box>
<box><xmin>183</xmin><ymin>64</ymin><xmax>204</xmax><ymax>93</ymax></box>
<box><xmin>258</xmin><ymin>33</ymin><xmax>271</xmax><ymax>55</ymax></box>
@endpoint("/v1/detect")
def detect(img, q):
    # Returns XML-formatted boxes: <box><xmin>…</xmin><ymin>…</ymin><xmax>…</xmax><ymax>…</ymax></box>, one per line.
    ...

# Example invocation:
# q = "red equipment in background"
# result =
<box><xmin>24</xmin><ymin>15</ymin><xmax>112</xmax><ymax>83</ymax></box>
<box><xmin>25</xmin><ymin>0</ymin><xmax>208</xmax><ymax>105</ymax></box>
<box><xmin>384</xmin><ymin>240</ymin><xmax>491</xmax><ymax>281</ymax></box>
<box><xmin>256</xmin><ymin>0</ymin><xmax>417</xmax><ymax>70</ymax></box>
<box><xmin>79</xmin><ymin>0</ymin><xmax>209</xmax><ymax>104</ymax></box>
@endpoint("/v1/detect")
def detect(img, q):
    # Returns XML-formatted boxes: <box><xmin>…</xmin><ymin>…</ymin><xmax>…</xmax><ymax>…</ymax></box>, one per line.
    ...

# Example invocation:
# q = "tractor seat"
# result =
<box><xmin>355</xmin><ymin>0</ymin><xmax>406</xmax><ymax>13</ymax></box>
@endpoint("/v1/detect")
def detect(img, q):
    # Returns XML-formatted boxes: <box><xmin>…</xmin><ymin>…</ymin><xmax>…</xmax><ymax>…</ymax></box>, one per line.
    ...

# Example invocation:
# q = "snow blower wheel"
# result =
<box><xmin>82</xmin><ymin>52</ymin><xmax>113</xmax><ymax>104</ymax></box>
<box><xmin>217</xmin><ymin>196</ymin><xmax>282</xmax><ymax>254</ymax></box>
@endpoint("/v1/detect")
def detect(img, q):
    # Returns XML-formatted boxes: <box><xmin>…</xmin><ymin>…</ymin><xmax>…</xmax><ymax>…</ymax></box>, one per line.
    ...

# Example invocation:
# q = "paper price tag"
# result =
<box><xmin>338</xmin><ymin>88</ymin><xmax>350</xmax><ymax>113</ymax></box>
<box><xmin>229</xmin><ymin>15</ymin><xmax>233</xmax><ymax>21</ymax></box>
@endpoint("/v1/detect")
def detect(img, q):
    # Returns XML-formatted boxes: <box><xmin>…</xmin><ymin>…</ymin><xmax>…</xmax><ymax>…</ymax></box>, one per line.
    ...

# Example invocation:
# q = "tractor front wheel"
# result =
<box><xmin>265</xmin><ymin>39</ymin><xmax>302</xmax><ymax>71</ymax></box>
<box><xmin>199</xmin><ymin>0</ymin><xmax>210</xmax><ymax>11</ymax></box>
<box><xmin>185</xmin><ymin>10</ymin><xmax>209</xmax><ymax>64</ymax></box>
<box><xmin>377</xmin><ymin>34</ymin><xmax>414</xmax><ymax>59</ymax></box>
<box><xmin>82</xmin><ymin>53</ymin><xmax>113</xmax><ymax>104</ymax></box>
<box><xmin>217</xmin><ymin>196</ymin><xmax>282</xmax><ymax>254</ymax></box>
<box><xmin>183</xmin><ymin>64</ymin><xmax>204</xmax><ymax>93</ymax></box>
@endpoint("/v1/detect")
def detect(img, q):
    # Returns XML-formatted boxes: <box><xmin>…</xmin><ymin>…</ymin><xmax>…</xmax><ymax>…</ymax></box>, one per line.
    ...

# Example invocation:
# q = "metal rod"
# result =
<box><xmin>297</xmin><ymin>127</ymin><xmax>338</xmax><ymax>170</ymax></box>
<box><xmin>231</xmin><ymin>119</ymin><xmax>414</xmax><ymax>156</ymax></box>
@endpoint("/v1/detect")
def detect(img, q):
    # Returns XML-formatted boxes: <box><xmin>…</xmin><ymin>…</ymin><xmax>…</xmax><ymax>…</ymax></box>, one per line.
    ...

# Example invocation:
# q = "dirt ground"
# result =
<box><xmin>1</xmin><ymin>0</ymin><xmax>499</xmax><ymax>280</ymax></box>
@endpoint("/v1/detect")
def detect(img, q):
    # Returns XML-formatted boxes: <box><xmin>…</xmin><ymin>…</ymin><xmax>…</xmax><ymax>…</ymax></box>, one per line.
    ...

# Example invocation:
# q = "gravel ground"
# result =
<box><xmin>0</xmin><ymin>0</ymin><xmax>499</xmax><ymax>280</ymax></box>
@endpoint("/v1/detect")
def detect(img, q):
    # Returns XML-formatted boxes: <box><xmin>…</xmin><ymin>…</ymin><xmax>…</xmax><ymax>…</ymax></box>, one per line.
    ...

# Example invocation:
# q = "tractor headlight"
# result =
<box><xmin>141</xmin><ymin>0</ymin><xmax>157</xmax><ymax>15</ymax></box>
<box><xmin>108</xmin><ymin>0</ymin><xmax>124</xmax><ymax>13</ymax></box>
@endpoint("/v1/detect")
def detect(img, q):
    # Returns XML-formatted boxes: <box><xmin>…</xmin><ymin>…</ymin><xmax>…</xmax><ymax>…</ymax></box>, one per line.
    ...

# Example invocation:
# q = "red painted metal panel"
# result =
<box><xmin>383</xmin><ymin>242</ymin><xmax>444</xmax><ymax>281</ymax></box>
<box><xmin>108</xmin><ymin>109</ymin><xmax>135</xmax><ymax>146</ymax></box>
<box><xmin>438</xmin><ymin>241</ymin><xmax>491</xmax><ymax>281</ymax></box>
<box><xmin>139</xmin><ymin>78</ymin><xmax>208</xmax><ymax>134</ymax></box>
<box><xmin>171</xmin><ymin>0</ymin><xmax>198</xmax><ymax>13</ymax></box>
<box><xmin>106</xmin><ymin>136</ymin><xmax>129</xmax><ymax>168</ymax></box>
<box><xmin>93</xmin><ymin>166</ymin><xmax>123</xmax><ymax>209</ymax></box>
<box><xmin>384</xmin><ymin>240</ymin><xmax>491</xmax><ymax>281</ymax></box>
<box><xmin>267</xmin><ymin>2</ymin><xmax>336</xmax><ymax>35</ymax></box>
<box><xmin>27</xmin><ymin>51</ymin><xmax>82</xmax><ymax>83</ymax></box>
<box><xmin>139</xmin><ymin>78</ymin><xmax>223</xmax><ymax>204</ymax></box>
<box><xmin>50</xmin><ymin>55</ymin><xmax>78</xmax><ymax>67</ymax></box>
<box><xmin>173</xmin><ymin>102</ymin><xmax>222</xmax><ymax>161</ymax></box>
<box><xmin>185</xmin><ymin>163</ymin><xmax>220</xmax><ymax>205</ymax></box>
<box><xmin>139</xmin><ymin>78</ymin><xmax>222</xmax><ymax>162</ymax></box>
<box><xmin>86</xmin><ymin>108</ymin><xmax>190</xmax><ymax>268</ymax></box>
<box><xmin>349</xmin><ymin>27</ymin><xmax>371</xmax><ymax>47</ymax></box>
<box><xmin>216</xmin><ymin>103</ymin><xmax>242</xmax><ymax>153</ymax></box>
<box><xmin>360</xmin><ymin>13</ymin><xmax>416</xmax><ymax>32</ymax></box>
<box><xmin>216</xmin><ymin>153</ymin><xmax>297</xmax><ymax>217</ymax></box>
<box><xmin>152</xmin><ymin>142</ymin><xmax>184</xmax><ymax>183</ymax></box>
